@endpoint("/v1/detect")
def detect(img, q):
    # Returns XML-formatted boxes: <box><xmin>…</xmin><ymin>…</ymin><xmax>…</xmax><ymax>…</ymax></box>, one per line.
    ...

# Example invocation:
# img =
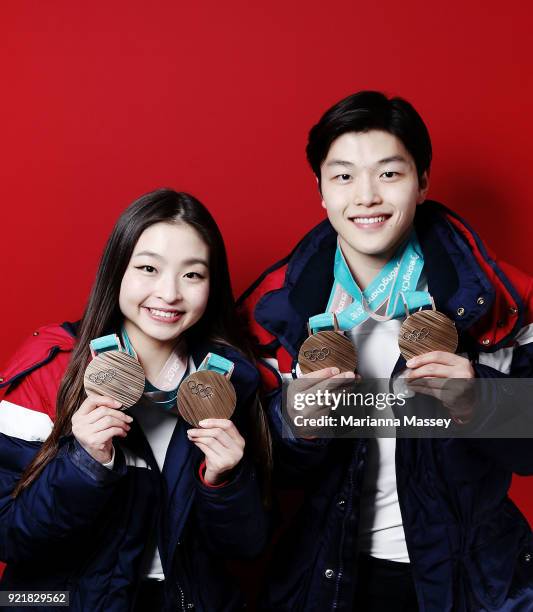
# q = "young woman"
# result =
<box><xmin>0</xmin><ymin>189</ymin><xmax>269</xmax><ymax>611</ymax></box>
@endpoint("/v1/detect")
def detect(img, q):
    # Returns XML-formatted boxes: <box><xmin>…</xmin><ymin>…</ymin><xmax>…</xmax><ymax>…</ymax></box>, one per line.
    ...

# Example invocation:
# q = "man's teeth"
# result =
<box><xmin>353</xmin><ymin>216</ymin><xmax>387</xmax><ymax>224</ymax></box>
<box><xmin>149</xmin><ymin>308</ymin><xmax>179</xmax><ymax>318</ymax></box>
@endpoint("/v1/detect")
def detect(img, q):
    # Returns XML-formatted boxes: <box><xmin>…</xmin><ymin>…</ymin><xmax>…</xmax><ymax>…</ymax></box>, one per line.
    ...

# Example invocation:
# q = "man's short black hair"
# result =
<box><xmin>306</xmin><ymin>91</ymin><xmax>432</xmax><ymax>184</ymax></box>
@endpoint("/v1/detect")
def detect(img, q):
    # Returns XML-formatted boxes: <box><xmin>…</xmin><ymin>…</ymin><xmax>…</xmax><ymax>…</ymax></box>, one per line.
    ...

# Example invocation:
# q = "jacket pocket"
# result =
<box><xmin>463</xmin><ymin>516</ymin><xmax>531</xmax><ymax>610</ymax></box>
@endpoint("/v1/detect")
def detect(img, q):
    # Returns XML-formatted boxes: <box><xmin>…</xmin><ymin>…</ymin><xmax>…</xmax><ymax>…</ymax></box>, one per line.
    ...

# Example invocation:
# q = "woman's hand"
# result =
<box><xmin>187</xmin><ymin>419</ymin><xmax>245</xmax><ymax>485</ymax></box>
<box><xmin>72</xmin><ymin>395</ymin><xmax>132</xmax><ymax>464</ymax></box>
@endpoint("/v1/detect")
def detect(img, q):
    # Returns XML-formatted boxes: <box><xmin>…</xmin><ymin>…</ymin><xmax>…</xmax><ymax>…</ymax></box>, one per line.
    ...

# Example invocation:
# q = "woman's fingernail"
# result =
<box><xmin>331</xmin><ymin>367</ymin><xmax>340</xmax><ymax>375</ymax></box>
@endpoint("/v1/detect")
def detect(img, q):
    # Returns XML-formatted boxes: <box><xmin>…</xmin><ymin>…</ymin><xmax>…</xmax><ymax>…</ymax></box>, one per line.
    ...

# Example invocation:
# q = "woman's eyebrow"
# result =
<box><xmin>182</xmin><ymin>258</ymin><xmax>208</xmax><ymax>266</ymax></box>
<box><xmin>132</xmin><ymin>250</ymin><xmax>164</xmax><ymax>260</ymax></box>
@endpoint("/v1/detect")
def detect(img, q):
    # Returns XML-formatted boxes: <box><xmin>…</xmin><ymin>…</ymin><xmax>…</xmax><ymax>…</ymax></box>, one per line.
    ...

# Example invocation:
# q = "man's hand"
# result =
<box><xmin>291</xmin><ymin>367</ymin><xmax>357</xmax><ymax>438</ymax></box>
<box><xmin>405</xmin><ymin>352</ymin><xmax>475</xmax><ymax>422</ymax></box>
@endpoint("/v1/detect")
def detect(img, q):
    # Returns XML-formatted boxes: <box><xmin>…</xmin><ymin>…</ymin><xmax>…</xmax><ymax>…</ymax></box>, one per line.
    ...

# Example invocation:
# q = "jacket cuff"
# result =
<box><xmin>68</xmin><ymin>438</ymin><xmax>126</xmax><ymax>484</ymax></box>
<box><xmin>102</xmin><ymin>446</ymin><xmax>115</xmax><ymax>470</ymax></box>
<box><xmin>197</xmin><ymin>459</ymin><xmax>231</xmax><ymax>488</ymax></box>
<box><xmin>195</xmin><ymin>459</ymin><xmax>253</xmax><ymax>496</ymax></box>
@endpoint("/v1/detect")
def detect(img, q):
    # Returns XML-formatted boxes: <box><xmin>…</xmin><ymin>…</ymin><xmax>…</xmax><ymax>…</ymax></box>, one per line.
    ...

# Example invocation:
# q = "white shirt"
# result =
<box><xmin>346</xmin><ymin>316</ymin><xmax>409</xmax><ymax>562</ymax></box>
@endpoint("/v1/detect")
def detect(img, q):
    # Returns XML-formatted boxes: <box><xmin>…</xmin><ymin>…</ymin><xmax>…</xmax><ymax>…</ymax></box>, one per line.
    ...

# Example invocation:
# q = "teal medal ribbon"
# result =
<box><xmin>121</xmin><ymin>327</ymin><xmax>188</xmax><ymax>414</ymax></box>
<box><xmin>326</xmin><ymin>232</ymin><xmax>432</xmax><ymax>331</ymax></box>
<box><xmin>89</xmin><ymin>333</ymin><xmax>125</xmax><ymax>357</ymax></box>
<box><xmin>196</xmin><ymin>353</ymin><xmax>234</xmax><ymax>378</ymax></box>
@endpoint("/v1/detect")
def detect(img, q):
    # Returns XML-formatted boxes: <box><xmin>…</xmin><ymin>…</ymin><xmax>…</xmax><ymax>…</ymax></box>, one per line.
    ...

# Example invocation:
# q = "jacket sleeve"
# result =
<box><xmin>467</xmin><ymin>327</ymin><xmax>533</xmax><ymax>475</ymax></box>
<box><xmin>0</xmin><ymin>430</ymin><xmax>127</xmax><ymax>564</ymax></box>
<box><xmin>193</xmin><ymin>457</ymin><xmax>267</xmax><ymax>558</ymax></box>
<box><xmin>191</xmin><ymin>357</ymin><xmax>268</xmax><ymax>558</ymax></box>
<box><xmin>0</xmin><ymin>337</ymin><xmax>127</xmax><ymax>564</ymax></box>
<box><xmin>266</xmin><ymin>389</ymin><xmax>332</xmax><ymax>486</ymax></box>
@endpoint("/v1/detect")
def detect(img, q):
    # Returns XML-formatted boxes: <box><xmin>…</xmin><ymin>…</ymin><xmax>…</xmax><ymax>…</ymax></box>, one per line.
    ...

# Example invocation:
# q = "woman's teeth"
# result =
<box><xmin>353</xmin><ymin>215</ymin><xmax>387</xmax><ymax>224</ymax></box>
<box><xmin>149</xmin><ymin>308</ymin><xmax>179</xmax><ymax>318</ymax></box>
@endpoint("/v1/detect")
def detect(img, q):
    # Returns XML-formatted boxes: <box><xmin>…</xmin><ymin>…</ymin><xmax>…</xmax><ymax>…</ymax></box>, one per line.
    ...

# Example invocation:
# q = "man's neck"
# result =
<box><xmin>338</xmin><ymin>238</ymin><xmax>397</xmax><ymax>290</ymax></box>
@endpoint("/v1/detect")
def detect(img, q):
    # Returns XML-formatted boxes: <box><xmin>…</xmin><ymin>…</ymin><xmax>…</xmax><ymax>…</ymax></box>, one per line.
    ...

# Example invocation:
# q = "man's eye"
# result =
<box><xmin>336</xmin><ymin>174</ymin><xmax>351</xmax><ymax>182</ymax></box>
<box><xmin>381</xmin><ymin>171</ymin><xmax>398</xmax><ymax>179</ymax></box>
<box><xmin>136</xmin><ymin>265</ymin><xmax>156</xmax><ymax>273</ymax></box>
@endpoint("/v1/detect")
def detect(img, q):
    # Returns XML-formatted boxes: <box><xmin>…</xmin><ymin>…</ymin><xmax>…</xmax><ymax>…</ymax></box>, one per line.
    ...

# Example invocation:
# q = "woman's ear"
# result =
<box><xmin>417</xmin><ymin>171</ymin><xmax>430</xmax><ymax>204</ymax></box>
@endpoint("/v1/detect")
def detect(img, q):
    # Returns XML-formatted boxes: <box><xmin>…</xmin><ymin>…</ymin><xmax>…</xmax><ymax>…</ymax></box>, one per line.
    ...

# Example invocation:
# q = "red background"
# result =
<box><xmin>1</xmin><ymin>0</ymin><xmax>531</xmax><ymax>526</ymax></box>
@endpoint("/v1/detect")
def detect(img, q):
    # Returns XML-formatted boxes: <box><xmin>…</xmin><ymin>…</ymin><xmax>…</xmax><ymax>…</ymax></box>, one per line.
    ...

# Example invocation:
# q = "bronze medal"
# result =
<box><xmin>177</xmin><ymin>369</ymin><xmax>237</xmax><ymax>427</ymax></box>
<box><xmin>398</xmin><ymin>309</ymin><xmax>458</xmax><ymax>361</ymax></box>
<box><xmin>84</xmin><ymin>350</ymin><xmax>146</xmax><ymax>409</ymax></box>
<box><xmin>298</xmin><ymin>315</ymin><xmax>357</xmax><ymax>375</ymax></box>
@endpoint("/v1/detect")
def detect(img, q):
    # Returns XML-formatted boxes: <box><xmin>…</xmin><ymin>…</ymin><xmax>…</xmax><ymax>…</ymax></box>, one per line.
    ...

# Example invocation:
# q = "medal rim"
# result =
<box><xmin>177</xmin><ymin>370</ymin><xmax>237</xmax><ymax>426</ymax></box>
<box><xmin>298</xmin><ymin>330</ymin><xmax>357</xmax><ymax>375</ymax></box>
<box><xmin>398</xmin><ymin>309</ymin><xmax>458</xmax><ymax>360</ymax></box>
<box><xmin>83</xmin><ymin>350</ymin><xmax>146</xmax><ymax>409</ymax></box>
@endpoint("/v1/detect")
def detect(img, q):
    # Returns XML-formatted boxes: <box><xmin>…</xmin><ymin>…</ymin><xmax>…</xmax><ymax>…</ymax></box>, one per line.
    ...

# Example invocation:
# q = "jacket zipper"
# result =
<box><xmin>331</xmin><ymin>443</ymin><xmax>357</xmax><ymax>609</ymax></box>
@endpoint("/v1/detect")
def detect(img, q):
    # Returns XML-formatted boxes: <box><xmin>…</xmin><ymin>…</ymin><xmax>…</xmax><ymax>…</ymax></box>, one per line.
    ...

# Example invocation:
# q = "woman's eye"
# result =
<box><xmin>136</xmin><ymin>265</ymin><xmax>156</xmax><ymax>273</ymax></box>
<box><xmin>184</xmin><ymin>272</ymin><xmax>204</xmax><ymax>279</ymax></box>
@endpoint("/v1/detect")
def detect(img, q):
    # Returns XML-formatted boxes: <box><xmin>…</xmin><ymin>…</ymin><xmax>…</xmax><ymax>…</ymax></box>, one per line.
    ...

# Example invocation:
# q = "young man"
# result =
<box><xmin>239</xmin><ymin>91</ymin><xmax>533</xmax><ymax>611</ymax></box>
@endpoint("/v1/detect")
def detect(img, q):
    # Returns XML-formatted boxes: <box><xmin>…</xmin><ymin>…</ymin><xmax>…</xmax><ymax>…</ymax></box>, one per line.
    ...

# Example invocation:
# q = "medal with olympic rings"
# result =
<box><xmin>398</xmin><ymin>296</ymin><xmax>458</xmax><ymax>361</ymax></box>
<box><xmin>298</xmin><ymin>313</ymin><xmax>358</xmax><ymax>375</ymax></box>
<box><xmin>177</xmin><ymin>353</ymin><xmax>236</xmax><ymax>427</ymax></box>
<box><xmin>84</xmin><ymin>334</ymin><xmax>146</xmax><ymax>409</ymax></box>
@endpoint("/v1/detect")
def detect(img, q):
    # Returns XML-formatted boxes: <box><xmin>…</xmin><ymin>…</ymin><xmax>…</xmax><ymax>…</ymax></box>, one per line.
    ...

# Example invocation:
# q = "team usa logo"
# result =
<box><xmin>303</xmin><ymin>347</ymin><xmax>331</xmax><ymax>362</ymax></box>
<box><xmin>402</xmin><ymin>327</ymin><xmax>430</xmax><ymax>343</ymax></box>
<box><xmin>187</xmin><ymin>380</ymin><xmax>214</xmax><ymax>399</ymax></box>
<box><xmin>88</xmin><ymin>369</ymin><xmax>117</xmax><ymax>385</ymax></box>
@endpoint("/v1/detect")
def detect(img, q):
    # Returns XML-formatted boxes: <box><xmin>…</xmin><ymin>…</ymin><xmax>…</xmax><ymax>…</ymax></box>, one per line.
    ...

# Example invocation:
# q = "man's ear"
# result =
<box><xmin>316</xmin><ymin>175</ymin><xmax>327</xmax><ymax>209</ymax></box>
<box><xmin>417</xmin><ymin>171</ymin><xmax>430</xmax><ymax>204</ymax></box>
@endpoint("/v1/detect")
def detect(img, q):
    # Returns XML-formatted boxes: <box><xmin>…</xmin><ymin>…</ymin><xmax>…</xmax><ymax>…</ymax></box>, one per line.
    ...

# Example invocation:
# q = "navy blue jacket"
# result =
<box><xmin>0</xmin><ymin>325</ymin><xmax>267</xmax><ymax>611</ymax></box>
<box><xmin>239</xmin><ymin>201</ymin><xmax>533</xmax><ymax>611</ymax></box>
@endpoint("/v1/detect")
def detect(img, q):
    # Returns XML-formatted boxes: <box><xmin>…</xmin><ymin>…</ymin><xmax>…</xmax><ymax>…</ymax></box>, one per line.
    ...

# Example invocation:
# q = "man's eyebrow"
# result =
<box><xmin>325</xmin><ymin>159</ymin><xmax>354</xmax><ymax>168</ymax></box>
<box><xmin>377</xmin><ymin>155</ymin><xmax>409</xmax><ymax>165</ymax></box>
<box><xmin>325</xmin><ymin>155</ymin><xmax>409</xmax><ymax>168</ymax></box>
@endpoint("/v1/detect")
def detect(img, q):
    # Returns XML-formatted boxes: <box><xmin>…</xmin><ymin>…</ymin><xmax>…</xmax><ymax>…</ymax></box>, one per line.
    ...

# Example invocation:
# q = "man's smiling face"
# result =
<box><xmin>320</xmin><ymin>129</ymin><xmax>428</xmax><ymax>271</ymax></box>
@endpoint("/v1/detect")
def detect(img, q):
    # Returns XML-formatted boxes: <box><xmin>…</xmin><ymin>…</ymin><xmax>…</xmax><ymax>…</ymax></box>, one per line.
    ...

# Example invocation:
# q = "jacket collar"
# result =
<box><xmin>254</xmin><ymin>200</ymin><xmax>518</xmax><ymax>358</ymax></box>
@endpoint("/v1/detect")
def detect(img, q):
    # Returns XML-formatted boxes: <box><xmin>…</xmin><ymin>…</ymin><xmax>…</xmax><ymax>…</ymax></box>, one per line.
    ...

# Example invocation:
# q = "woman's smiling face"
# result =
<box><xmin>119</xmin><ymin>221</ymin><xmax>210</xmax><ymax>351</ymax></box>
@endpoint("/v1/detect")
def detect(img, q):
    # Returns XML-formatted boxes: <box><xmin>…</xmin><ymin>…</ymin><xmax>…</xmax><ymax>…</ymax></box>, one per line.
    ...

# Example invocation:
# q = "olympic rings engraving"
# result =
<box><xmin>303</xmin><ymin>347</ymin><xmax>331</xmax><ymax>362</ymax></box>
<box><xmin>187</xmin><ymin>380</ymin><xmax>214</xmax><ymax>399</ymax></box>
<box><xmin>88</xmin><ymin>369</ymin><xmax>117</xmax><ymax>385</ymax></box>
<box><xmin>402</xmin><ymin>327</ymin><xmax>430</xmax><ymax>342</ymax></box>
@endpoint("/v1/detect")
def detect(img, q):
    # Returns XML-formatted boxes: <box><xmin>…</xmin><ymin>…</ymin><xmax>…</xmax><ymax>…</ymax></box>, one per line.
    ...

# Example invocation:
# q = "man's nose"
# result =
<box><xmin>355</xmin><ymin>174</ymin><xmax>381</xmax><ymax>207</ymax></box>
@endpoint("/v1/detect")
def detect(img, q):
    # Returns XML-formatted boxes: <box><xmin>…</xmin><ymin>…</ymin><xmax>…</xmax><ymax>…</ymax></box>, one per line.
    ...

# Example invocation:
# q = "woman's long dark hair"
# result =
<box><xmin>13</xmin><ymin>189</ymin><xmax>271</xmax><ymax>499</ymax></box>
